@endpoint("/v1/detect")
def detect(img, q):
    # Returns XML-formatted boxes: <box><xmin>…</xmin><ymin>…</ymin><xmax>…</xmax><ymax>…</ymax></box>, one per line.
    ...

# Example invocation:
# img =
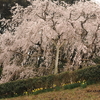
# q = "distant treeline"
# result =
<box><xmin>0</xmin><ymin>0</ymin><xmax>90</xmax><ymax>19</ymax></box>
<box><xmin>0</xmin><ymin>0</ymin><xmax>30</xmax><ymax>19</ymax></box>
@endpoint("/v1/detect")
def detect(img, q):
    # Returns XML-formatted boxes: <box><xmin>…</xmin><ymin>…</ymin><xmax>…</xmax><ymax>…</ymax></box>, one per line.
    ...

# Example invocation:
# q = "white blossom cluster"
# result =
<box><xmin>0</xmin><ymin>0</ymin><xmax>100</xmax><ymax>83</ymax></box>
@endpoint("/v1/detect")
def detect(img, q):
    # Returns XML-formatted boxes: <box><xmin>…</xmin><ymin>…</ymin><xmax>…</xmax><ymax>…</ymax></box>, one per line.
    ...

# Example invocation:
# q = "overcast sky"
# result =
<box><xmin>91</xmin><ymin>0</ymin><xmax>100</xmax><ymax>3</ymax></box>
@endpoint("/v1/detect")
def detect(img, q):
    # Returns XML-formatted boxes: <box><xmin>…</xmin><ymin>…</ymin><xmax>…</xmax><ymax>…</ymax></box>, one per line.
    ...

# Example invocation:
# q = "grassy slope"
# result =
<box><xmin>1</xmin><ymin>83</ymin><xmax>100</xmax><ymax>100</ymax></box>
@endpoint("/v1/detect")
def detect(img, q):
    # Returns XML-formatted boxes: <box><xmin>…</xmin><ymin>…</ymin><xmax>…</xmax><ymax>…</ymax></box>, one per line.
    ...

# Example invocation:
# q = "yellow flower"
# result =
<box><xmin>40</xmin><ymin>88</ymin><xmax>43</xmax><ymax>90</ymax></box>
<box><xmin>32</xmin><ymin>90</ymin><xmax>35</xmax><ymax>92</ymax></box>
<box><xmin>38</xmin><ymin>88</ymin><xmax>41</xmax><ymax>90</ymax></box>
<box><xmin>14</xmin><ymin>92</ymin><xmax>17</xmax><ymax>95</ymax></box>
<box><xmin>77</xmin><ymin>81</ymin><xmax>81</xmax><ymax>83</ymax></box>
<box><xmin>53</xmin><ymin>84</ymin><xmax>56</xmax><ymax>87</ymax></box>
<box><xmin>62</xmin><ymin>84</ymin><xmax>66</xmax><ymax>86</ymax></box>
<box><xmin>35</xmin><ymin>89</ymin><xmax>37</xmax><ymax>91</ymax></box>
<box><xmin>24</xmin><ymin>91</ymin><xmax>28</xmax><ymax>95</ymax></box>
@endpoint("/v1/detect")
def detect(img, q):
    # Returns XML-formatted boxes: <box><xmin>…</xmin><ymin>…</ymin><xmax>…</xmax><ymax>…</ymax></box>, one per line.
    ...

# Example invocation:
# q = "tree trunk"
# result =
<box><xmin>54</xmin><ymin>47</ymin><xmax>59</xmax><ymax>74</ymax></box>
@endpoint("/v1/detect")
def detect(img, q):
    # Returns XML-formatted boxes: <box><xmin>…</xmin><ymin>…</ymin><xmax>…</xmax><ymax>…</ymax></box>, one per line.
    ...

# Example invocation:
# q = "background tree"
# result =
<box><xmin>0</xmin><ymin>0</ymin><xmax>100</xmax><ymax>83</ymax></box>
<box><xmin>0</xmin><ymin>0</ymin><xmax>90</xmax><ymax>34</ymax></box>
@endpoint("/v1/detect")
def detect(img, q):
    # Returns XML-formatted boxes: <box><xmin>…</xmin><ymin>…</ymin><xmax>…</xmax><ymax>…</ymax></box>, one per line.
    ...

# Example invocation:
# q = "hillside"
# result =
<box><xmin>0</xmin><ymin>83</ymin><xmax>100</xmax><ymax>100</ymax></box>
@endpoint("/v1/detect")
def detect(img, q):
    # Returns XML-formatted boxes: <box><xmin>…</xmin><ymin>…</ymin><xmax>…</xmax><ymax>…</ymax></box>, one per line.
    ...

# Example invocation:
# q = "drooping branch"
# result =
<box><xmin>50</xmin><ymin>12</ymin><xmax>58</xmax><ymax>31</ymax></box>
<box><xmin>36</xmin><ymin>2</ymin><xmax>49</xmax><ymax>21</ymax></box>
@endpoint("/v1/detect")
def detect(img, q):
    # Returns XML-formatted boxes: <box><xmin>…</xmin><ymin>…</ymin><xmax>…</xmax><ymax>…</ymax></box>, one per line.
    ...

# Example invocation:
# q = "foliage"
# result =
<box><xmin>60</xmin><ymin>0</ymin><xmax>90</xmax><ymax>4</ymax></box>
<box><xmin>0</xmin><ymin>65</ymin><xmax>100</xmax><ymax>98</ymax></box>
<box><xmin>0</xmin><ymin>0</ymin><xmax>100</xmax><ymax>83</ymax></box>
<box><xmin>0</xmin><ymin>0</ymin><xmax>89</xmax><ymax>19</ymax></box>
<box><xmin>54</xmin><ymin>86</ymin><xmax>61</xmax><ymax>91</ymax></box>
<box><xmin>0</xmin><ymin>0</ymin><xmax>30</xmax><ymax>19</ymax></box>
<box><xmin>0</xmin><ymin>75</ymin><xmax>55</xmax><ymax>98</ymax></box>
<box><xmin>75</xmin><ymin>65</ymin><xmax>100</xmax><ymax>82</ymax></box>
<box><xmin>54</xmin><ymin>72</ymin><xmax>70</xmax><ymax>86</ymax></box>
<box><xmin>63</xmin><ymin>83</ymin><xmax>80</xmax><ymax>89</ymax></box>
<box><xmin>1</xmin><ymin>83</ymin><xmax>100</xmax><ymax>100</ymax></box>
<box><xmin>80</xmin><ymin>82</ymin><xmax>87</xmax><ymax>88</ymax></box>
<box><xmin>92</xmin><ymin>56</ymin><xmax>100</xmax><ymax>64</ymax></box>
<box><xmin>33</xmin><ymin>88</ymin><xmax>54</xmax><ymax>95</ymax></box>
<box><xmin>0</xmin><ymin>68</ymin><xmax>2</xmax><ymax>77</ymax></box>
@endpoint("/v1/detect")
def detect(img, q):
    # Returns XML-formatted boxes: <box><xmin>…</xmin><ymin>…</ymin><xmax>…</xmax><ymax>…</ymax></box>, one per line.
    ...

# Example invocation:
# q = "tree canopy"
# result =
<box><xmin>0</xmin><ymin>0</ymin><xmax>90</xmax><ymax>19</ymax></box>
<box><xmin>0</xmin><ymin>0</ymin><xmax>99</xmax><ymax>83</ymax></box>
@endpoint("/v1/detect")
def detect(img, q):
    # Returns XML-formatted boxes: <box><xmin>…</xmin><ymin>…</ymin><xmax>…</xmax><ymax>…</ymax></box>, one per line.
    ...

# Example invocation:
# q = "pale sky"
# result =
<box><xmin>91</xmin><ymin>0</ymin><xmax>100</xmax><ymax>3</ymax></box>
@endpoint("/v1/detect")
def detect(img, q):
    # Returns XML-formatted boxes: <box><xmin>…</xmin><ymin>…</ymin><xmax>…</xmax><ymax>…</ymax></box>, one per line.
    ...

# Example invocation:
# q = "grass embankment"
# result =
<box><xmin>0</xmin><ymin>65</ymin><xmax>100</xmax><ymax>100</ymax></box>
<box><xmin>1</xmin><ymin>83</ymin><xmax>100</xmax><ymax>100</ymax></box>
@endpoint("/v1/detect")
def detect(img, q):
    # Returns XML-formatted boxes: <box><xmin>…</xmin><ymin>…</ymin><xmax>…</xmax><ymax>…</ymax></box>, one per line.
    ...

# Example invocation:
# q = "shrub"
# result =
<box><xmin>63</xmin><ymin>83</ymin><xmax>80</xmax><ymax>89</ymax></box>
<box><xmin>54</xmin><ymin>86</ymin><xmax>61</xmax><ymax>91</ymax></box>
<box><xmin>33</xmin><ymin>88</ymin><xmax>54</xmax><ymax>95</ymax></box>
<box><xmin>54</xmin><ymin>71</ymin><xmax>70</xmax><ymax>86</ymax></box>
<box><xmin>92</xmin><ymin>56</ymin><xmax>100</xmax><ymax>64</ymax></box>
<box><xmin>80</xmin><ymin>83</ymin><xmax>87</xmax><ymax>88</ymax></box>
<box><xmin>0</xmin><ymin>65</ymin><xmax>100</xmax><ymax>98</ymax></box>
<box><xmin>75</xmin><ymin>66</ymin><xmax>100</xmax><ymax>82</ymax></box>
<box><xmin>45</xmin><ymin>75</ymin><xmax>55</xmax><ymax>89</ymax></box>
